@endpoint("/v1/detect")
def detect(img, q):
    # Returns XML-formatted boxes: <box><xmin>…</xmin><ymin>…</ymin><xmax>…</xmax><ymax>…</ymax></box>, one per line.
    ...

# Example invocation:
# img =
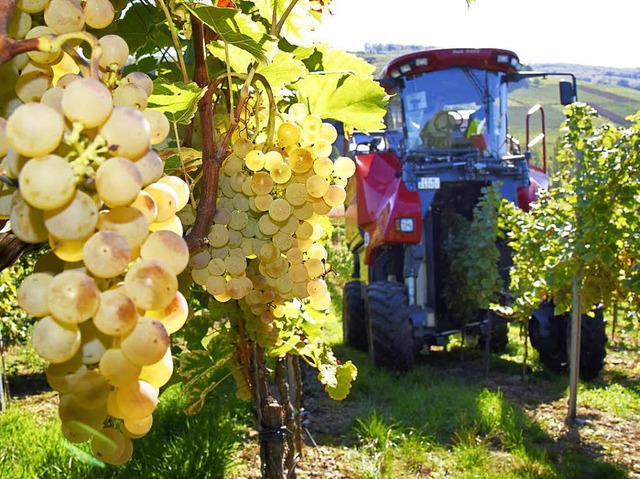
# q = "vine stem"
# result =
<box><xmin>156</xmin><ymin>0</ymin><xmax>189</xmax><ymax>84</ymax></box>
<box><xmin>171</xmin><ymin>121</ymin><xmax>197</xmax><ymax>207</ymax></box>
<box><xmin>0</xmin><ymin>0</ymin><xmax>39</xmax><ymax>65</ymax></box>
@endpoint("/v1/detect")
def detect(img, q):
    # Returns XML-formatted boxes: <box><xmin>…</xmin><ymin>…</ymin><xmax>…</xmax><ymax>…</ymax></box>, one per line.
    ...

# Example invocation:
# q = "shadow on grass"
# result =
<box><xmin>317</xmin><ymin>343</ymin><xmax>629</xmax><ymax>478</ymax></box>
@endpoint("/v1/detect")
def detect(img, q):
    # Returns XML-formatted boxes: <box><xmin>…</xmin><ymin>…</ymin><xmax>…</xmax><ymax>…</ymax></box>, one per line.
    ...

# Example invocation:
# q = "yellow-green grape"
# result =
<box><xmin>130</xmin><ymin>190</ymin><xmax>158</xmax><ymax>224</ymax></box>
<box><xmin>134</xmin><ymin>149</ymin><xmax>164</xmax><ymax>187</ymax></box>
<box><xmin>61</xmin><ymin>78</ymin><xmax>113</xmax><ymax>128</ymax></box>
<box><xmin>113</xmin><ymin>83</ymin><xmax>148</xmax><ymax>110</ymax></box>
<box><xmin>333</xmin><ymin>156</ymin><xmax>357</xmax><ymax>178</ymax></box>
<box><xmin>258</xmin><ymin>214</ymin><xmax>280</xmax><ymax>237</ymax></box>
<box><xmin>312</xmin><ymin>139</ymin><xmax>333</xmax><ymax>158</ymax></box>
<box><xmin>295</xmin><ymin>221</ymin><xmax>313</xmax><ymax>240</ymax></box>
<box><xmin>264</xmin><ymin>256</ymin><xmax>288</xmax><ymax>278</ymax></box>
<box><xmin>263</xmin><ymin>151</ymin><xmax>284</xmax><ymax>172</ymax></box>
<box><xmin>288</xmin><ymin>148</ymin><xmax>313</xmax><ymax>174</ymax></box>
<box><xmin>232</xmin><ymin>194</ymin><xmax>250</xmax><ymax>212</ymax></box>
<box><xmin>310</xmin><ymin>223</ymin><xmax>324</xmax><ymax>242</ymax></box>
<box><xmin>270</xmin><ymin>162</ymin><xmax>292</xmax><ymax>184</ymax></box>
<box><xmin>208</xmin><ymin>223</ymin><xmax>230</xmax><ymax>248</ymax></box>
<box><xmin>56</xmin><ymin>72</ymin><xmax>80</xmax><ymax>88</ymax></box>
<box><xmin>83</xmin><ymin>0</ymin><xmax>115</xmax><ymax>29</ymax></box>
<box><xmin>31</xmin><ymin>315</ymin><xmax>81</xmax><ymax>363</ymax></box>
<box><xmin>268</xmin><ymin>198</ymin><xmax>292</xmax><ymax>222</ymax></box>
<box><xmin>15</xmin><ymin>63</ymin><xmax>53</xmax><ymax>103</ymax></box>
<box><xmin>306</xmin><ymin>242</ymin><xmax>328</xmax><ymax>261</ymax></box>
<box><xmin>146</xmin><ymin>291</ymin><xmax>188</xmax><ymax>335</ymax></box>
<box><xmin>100</xmin><ymin>106</ymin><xmax>150</xmax><ymax>160</ymax></box>
<box><xmin>45</xmin><ymin>354</ymin><xmax>85</xmax><ymax>393</ymax></box>
<box><xmin>143</xmin><ymin>109</ymin><xmax>170</xmax><ymax>145</ymax></box>
<box><xmin>144</xmin><ymin>182</ymin><xmax>178</xmax><ymax>223</ymax></box>
<box><xmin>305</xmin><ymin>257</ymin><xmax>325</xmax><ymax>278</ymax></box>
<box><xmin>0</xmin><ymin>118</ymin><xmax>7</xmax><ymax>157</ymax></box>
<box><xmin>157</xmin><ymin>175</ymin><xmax>190</xmax><ymax>211</ymax></box>
<box><xmin>44</xmin><ymin>0</ymin><xmax>84</xmax><ymax>34</ymax></box>
<box><xmin>17</xmin><ymin>272</ymin><xmax>53</xmax><ymax>317</ymax></box>
<box><xmin>310</xmin><ymin>291</ymin><xmax>331</xmax><ymax>311</ymax></box>
<box><xmin>307</xmin><ymin>277</ymin><xmax>328</xmax><ymax>299</ymax></box>
<box><xmin>253</xmin><ymin>195</ymin><xmax>272</xmax><ymax>212</ymax></box>
<box><xmin>98</xmin><ymin>206</ymin><xmax>149</xmax><ymax>248</ymax></box>
<box><xmin>99</xmin><ymin>347</ymin><xmax>142</xmax><ymax>387</ymax></box>
<box><xmin>98</xmin><ymin>34</ymin><xmax>129</xmax><ymax>70</ymax></box>
<box><xmin>296</xmin><ymin>237</ymin><xmax>313</xmax><ymax>252</ymax></box>
<box><xmin>301</xmin><ymin>114</ymin><xmax>322</xmax><ymax>139</ymax></box>
<box><xmin>223</xmin><ymin>250</ymin><xmax>247</xmax><ymax>276</ymax></box>
<box><xmin>244</xmin><ymin>149</ymin><xmax>265</xmax><ymax>171</ymax></box>
<box><xmin>323</xmin><ymin>185</ymin><xmax>347</xmax><ymax>207</ymax></box>
<box><xmin>4</xmin><ymin>148</ymin><xmax>26</xmax><ymax>178</ymax></box>
<box><xmin>82</xmin><ymin>230</ymin><xmax>131</xmax><ymax>278</ymax></box>
<box><xmin>250</xmin><ymin>171</ymin><xmax>274</xmax><ymax>195</ymax></box>
<box><xmin>233</xmin><ymin>138</ymin><xmax>254</xmax><ymax>159</ymax></box>
<box><xmin>293</xmin><ymin>202</ymin><xmax>313</xmax><ymax>221</ymax></box>
<box><xmin>116</xmin><ymin>380</ymin><xmax>159</xmax><ymax>420</ymax></box>
<box><xmin>226</xmin><ymin>277</ymin><xmax>251</xmax><ymax>299</ymax></box>
<box><xmin>0</xmin><ymin>64</ymin><xmax>19</xmax><ymax>98</ymax></box>
<box><xmin>58</xmin><ymin>393</ymin><xmax>107</xmax><ymax>441</ymax></box>
<box><xmin>9</xmin><ymin>195</ymin><xmax>48</xmax><ymax>243</ymax></box>
<box><xmin>124</xmin><ymin>259</ymin><xmax>178</xmax><ymax>310</ymax></box>
<box><xmin>312</xmin><ymin>199</ymin><xmax>332</xmax><ymax>215</ymax></box>
<box><xmin>286</xmin><ymin>247</ymin><xmax>303</xmax><ymax>265</ymax></box>
<box><xmin>6</xmin><ymin>102</ymin><xmax>64</xmax><ymax>157</ymax></box>
<box><xmin>47</xmin><ymin>271</ymin><xmax>100</xmax><ymax>326</ymax></box>
<box><xmin>287</xmin><ymin>103</ymin><xmax>308</xmax><ymax>124</ymax></box>
<box><xmin>207</xmin><ymin>257</ymin><xmax>226</xmax><ymax>276</ymax></box>
<box><xmin>80</xmin><ymin>322</ymin><xmax>112</xmax><ymax>364</ymax></box>
<box><xmin>205</xmin><ymin>275</ymin><xmax>226</xmax><ymax>295</ymax></box>
<box><xmin>306</xmin><ymin>175</ymin><xmax>329</xmax><ymax>198</ymax></box>
<box><xmin>48</xmin><ymin>234</ymin><xmax>86</xmax><ymax>262</ymax></box>
<box><xmin>123</xmin><ymin>414</ymin><xmax>153</xmax><ymax>438</ymax></box>
<box><xmin>120</xmin><ymin>316</ymin><xmax>170</xmax><ymax>366</ymax></box>
<box><xmin>275</xmin><ymin>275</ymin><xmax>293</xmax><ymax>295</ymax></box>
<box><xmin>320</xmin><ymin>122</ymin><xmax>338</xmax><ymax>143</ymax></box>
<box><xmin>277</xmin><ymin>122</ymin><xmax>300</xmax><ymax>147</ymax></box>
<box><xmin>25</xmin><ymin>26</ymin><xmax>61</xmax><ymax>65</ymax></box>
<box><xmin>188</xmin><ymin>248</ymin><xmax>210</xmax><ymax>269</ymax></box>
<box><xmin>149</xmin><ymin>213</ymin><xmax>183</xmax><ymax>236</ymax></box>
<box><xmin>259</xmin><ymin>242</ymin><xmax>280</xmax><ymax>263</ymax></box>
<box><xmin>18</xmin><ymin>155</ymin><xmax>75</xmax><ymax>211</ymax></box>
<box><xmin>43</xmin><ymin>190</ymin><xmax>99</xmax><ymax>241</ymax></box>
<box><xmin>228</xmin><ymin>210</ymin><xmax>249</xmax><ymax>231</ymax></box>
<box><xmin>17</xmin><ymin>0</ymin><xmax>50</xmax><ymax>14</ymax></box>
<box><xmin>139</xmin><ymin>347</ymin><xmax>173</xmax><ymax>388</ymax></box>
<box><xmin>9</xmin><ymin>5</ymin><xmax>31</xmax><ymax>38</ymax></box>
<box><xmin>140</xmin><ymin>230</ymin><xmax>189</xmax><ymax>275</ymax></box>
<box><xmin>283</xmin><ymin>183</ymin><xmax>306</xmax><ymax>207</ymax></box>
<box><xmin>314</xmin><ymin>155</ymin><xmax>336</xmax><ymax>177</ymax></box>
<box><xmin>91</xmin><ymin>427</ymin><xmax>127</xmax><ymax>465</ymax></box>
<box><xmin>93</xmin><ymin>289</ymin><xmax>137</xmax><ymax>336</ymax></box>
<box><xmin>96</xmin><ymin>157</ymin><xmax>143</xmax><ymax>207</ymax></box>
<box><xmin>40</xmin><ymin>86</ymin><xmax>64</xmax><ymax>113</ymax></box>
<box><xmin>120</xmin><ymin>72</ymin><xmax>154</xmax><ymax>96</ymax></box>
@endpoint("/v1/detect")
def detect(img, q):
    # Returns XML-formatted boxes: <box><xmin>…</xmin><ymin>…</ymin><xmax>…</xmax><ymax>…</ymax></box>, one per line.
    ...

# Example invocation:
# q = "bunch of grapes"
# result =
<box><xmin>187</xmin><ymin>102</ymin><xmax>356</xmax><ymax>347</ymax></box>
<box><xmin>0</xmin><ymin>1</ymin><xmax>189</xmax><ymax>464</ymax></box>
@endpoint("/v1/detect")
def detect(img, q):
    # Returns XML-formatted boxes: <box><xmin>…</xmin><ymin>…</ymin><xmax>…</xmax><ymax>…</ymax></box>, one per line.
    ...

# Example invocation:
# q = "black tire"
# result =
<box><xmin>532</xmin><ymin>309</ymin><xmax>607</xmax><ymax>381</ymax></box>
<box><xmin>578</xmin><ymin>309</ymin><xmax>607</xmax><ymax>381</ymax></box>
<box><xmin>476</xmin><ymin>312</ymin><xmax>509</xmax><ymax>353</ymax></box>
<box><xmin>366</xmin><ymin>281</ymin><xmax>414</xmax><ymax>372</ymax></box>
<box><xmin>342</xmin><ymin>281</ymin><xmax>367</xmax><ymax>351</ymax></box>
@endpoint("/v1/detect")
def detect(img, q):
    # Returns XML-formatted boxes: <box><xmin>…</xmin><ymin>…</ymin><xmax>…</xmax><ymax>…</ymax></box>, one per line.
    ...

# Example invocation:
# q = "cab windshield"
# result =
<box><xmin>388</xmin><ymin>67</ymin><xmax>507</xmax><ymax>156</ymax></box>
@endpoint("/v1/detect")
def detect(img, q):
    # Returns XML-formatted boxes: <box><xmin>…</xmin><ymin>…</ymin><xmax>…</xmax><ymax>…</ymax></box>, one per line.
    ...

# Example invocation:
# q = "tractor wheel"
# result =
<box><xmin>366</xmin><ymin>281</ymin><xmax>414</xmax><ymax>372</ymax></box>
<box><xmin>476</xmin><ymin>312</ymin><xmax>509</xmax><ymax>353</ymax></box>
<box><xmin>578</xmin><ymin>310</ymin><xmax>607</xmax><ymax>381</ymax></box>
<box><xmin>342</xmin><ymin>281</ymin><xmax>367</xmax><ymax>351</ymax></box>
<box><xmin>532</xmin><ymin>310</ymin><xmax>607</xmax><ymax>380</ymax></box>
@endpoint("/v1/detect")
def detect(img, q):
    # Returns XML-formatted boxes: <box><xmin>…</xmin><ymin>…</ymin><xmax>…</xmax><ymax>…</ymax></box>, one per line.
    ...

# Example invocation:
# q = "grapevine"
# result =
<box><xmin>0</xmin><ymin>0</ymin><xmax>388</xmax><ymax>474</ymax></box>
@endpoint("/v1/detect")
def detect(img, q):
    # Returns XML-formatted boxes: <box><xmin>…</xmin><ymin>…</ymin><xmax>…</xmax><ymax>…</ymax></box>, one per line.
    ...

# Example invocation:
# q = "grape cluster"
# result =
<box><xmin>187</xmin><ymin>103</ymin><xmax>356</xmax><ymax>346</ymax></box>
<box><xmin>1</xmin><ymin>1</ymin><xmax>185</xmax><ymax>465</ymax></box>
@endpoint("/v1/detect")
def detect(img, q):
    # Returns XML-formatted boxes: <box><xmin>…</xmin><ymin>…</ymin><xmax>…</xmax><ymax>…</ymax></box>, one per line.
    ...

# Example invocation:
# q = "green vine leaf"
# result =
<box><xmin>184</xmin><ymin>3</ymin><xmax>273</xmax><ymax>63</ymax></box>
<box><xmin>256</xmin><ymin>51</ymin><xmax>308</xmax><ymax>95</ymax></box>
<box><xmin>318</xmin><ymin>359</ymin><xmax>358</xmax><ymax>401</ymax></box>
<box><xmin>116</xmin><ymin>2</ymin><xmax>171</xmax><ymax>55</ymax></box>
<box><xmin>296</xmin><ymin>74</ymin><xmax>387</xmax><ymax>132</ymax></box>
<box><xmin>253</xmin><ymin>0</ymin><xmax>321</xmax><ymax>48</ymax></box>
<box><xmin>147</xmin><ymin>79</ymin><xmax>207</xmax><ymax>125</ymax></box>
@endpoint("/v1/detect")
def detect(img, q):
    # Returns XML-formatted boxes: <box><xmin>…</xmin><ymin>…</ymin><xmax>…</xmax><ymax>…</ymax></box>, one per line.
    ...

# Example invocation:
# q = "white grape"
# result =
<box><xmin>6</xmin><ymin>102</ymin><xmax>64</xmax><ymax>157</ymax></box>
<box><xmin>62</xmin><ymin>78</ymin><xmax>113</xmax><ymax>128</ymax></box>
<box><xmin>95</xmin><ymin>157</ymin><xmax>143</xmax><ymax>207</ymax></box>
<box><xmin>19</xmin><ymin>155</ymin><xmax>76</xmax><ymax>210</ymax></box>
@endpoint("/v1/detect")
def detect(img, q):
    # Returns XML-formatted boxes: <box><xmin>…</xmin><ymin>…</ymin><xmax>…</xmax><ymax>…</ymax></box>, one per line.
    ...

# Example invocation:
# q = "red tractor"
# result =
<box><xmin>342</xmin><ymin>48</ymin><xmax>607</xmax><ymax>379</ymax></box>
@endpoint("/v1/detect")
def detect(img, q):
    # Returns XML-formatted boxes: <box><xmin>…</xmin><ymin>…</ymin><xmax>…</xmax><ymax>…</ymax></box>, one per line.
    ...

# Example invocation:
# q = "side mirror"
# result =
<box><xmin>559</xmin><ymin>80</ymin><xmax>576</xmax><ymax>105</ymax></box>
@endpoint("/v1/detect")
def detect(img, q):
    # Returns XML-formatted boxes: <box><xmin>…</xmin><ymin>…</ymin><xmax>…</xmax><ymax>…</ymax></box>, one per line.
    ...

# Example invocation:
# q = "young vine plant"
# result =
<box><xmin>0</xmin><ymin>0</ymin><xmax>388</xmax><ymax>466</ymax></box>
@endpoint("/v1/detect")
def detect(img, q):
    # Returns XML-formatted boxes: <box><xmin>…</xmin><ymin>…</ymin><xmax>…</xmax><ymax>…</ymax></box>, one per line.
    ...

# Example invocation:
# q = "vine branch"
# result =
<box><xmin>0</xmin><ymin>0</ymin><xmax>40</xmax><ymax>66</ymax></box>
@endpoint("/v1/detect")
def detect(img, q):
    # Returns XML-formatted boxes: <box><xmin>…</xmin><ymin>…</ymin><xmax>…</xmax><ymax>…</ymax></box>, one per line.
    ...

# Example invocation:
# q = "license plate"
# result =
<box><xmin>417</xmin><ymin>177</ymin><xmax>440</xmax><ymax>190</ymax></box>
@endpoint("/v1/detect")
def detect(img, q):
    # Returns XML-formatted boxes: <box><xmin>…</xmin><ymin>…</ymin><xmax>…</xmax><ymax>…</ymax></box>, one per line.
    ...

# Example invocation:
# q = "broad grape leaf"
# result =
<box><xmin>116</xmin><ymin>2</ymin><xmax>169</xmax><ymax>55</ymax></box>
<box><xmin>253</xmin><ymin>0</ymin><xmax>320</xmax><ymax>48</ymax></box>
<box><xmin>318</xmin><ymin>360</ymin><xmax>357</xmax><ymax>401</ymax></box>
<box><xmin>184</xmin><ymin>3</ymin><xmax>273</xmax><ymax>64</ymax></box>
<box><xmin>296</xmin><ymin>74</ymin><xmax>387</xmax><ymax>132</ymax></box>
<box><xmin>316</xmin><ymin>46</ymin><xmax>376</xmax><ymax>79</ymax></box>
<box><xmin>147</xmin><ymin>79</ymin><xmax>207</xmax><ymax>125</ymax></box>
<box><xmin>159</xmin><ymin>147</ymin><xmax>202</xmax><ymax>174</ymax></box>
<box><xmin>178</xmin><ymin>348</ymin><xmax>234</xmax><ymax>415</ymax></box>
<box><xmin>256</xmin><ymin>51</ymin><xmax>307</xmax><ymax>95</ymax></box>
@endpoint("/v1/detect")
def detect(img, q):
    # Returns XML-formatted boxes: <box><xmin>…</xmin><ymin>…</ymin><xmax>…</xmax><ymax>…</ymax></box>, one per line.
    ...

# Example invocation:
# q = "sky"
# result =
<box><xmin>313</xmin><ymin>0</ymin><xmax>640</xmax><ymax>69</ymax></box>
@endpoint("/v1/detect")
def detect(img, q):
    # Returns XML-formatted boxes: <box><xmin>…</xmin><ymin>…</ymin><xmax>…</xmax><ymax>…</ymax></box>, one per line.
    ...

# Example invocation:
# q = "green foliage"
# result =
<box><xmin>442</xmin><ymin>184</ymin><xmax>504</xmax><ymax>321</ymax></box>
<box><xmin>0</xmin><ymin>253</ymin><xmax>35</xmax><ymax>344</ymax></box>
<box><xmin>147</xmin><ymin>79</ymin><xmax>207</xmax><ymax>125</ymax></box>
<box><xmin>501</xmin><ymin>103</ymin><xmax>640</xmax><ymax>320</ymax></box>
